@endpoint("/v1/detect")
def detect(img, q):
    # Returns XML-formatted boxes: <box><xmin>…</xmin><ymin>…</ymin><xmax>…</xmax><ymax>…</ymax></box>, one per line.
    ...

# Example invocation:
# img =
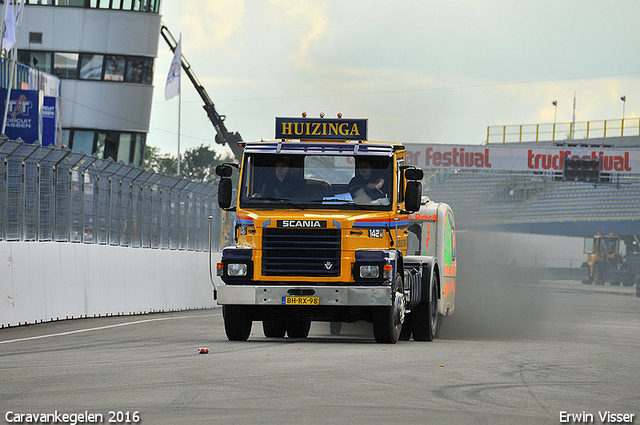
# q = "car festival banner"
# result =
<box><xmin>403</xmin><ymin>143</ymin><xmax>640</xmax><ymax>174</ymax></box>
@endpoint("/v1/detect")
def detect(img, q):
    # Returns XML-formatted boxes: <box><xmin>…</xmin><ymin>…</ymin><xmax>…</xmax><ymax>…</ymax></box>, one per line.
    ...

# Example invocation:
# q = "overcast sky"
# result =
<box><xmin>148</xmin><ymin>0</ymin><xmax>640</xmax><ymax>159</ymax></box>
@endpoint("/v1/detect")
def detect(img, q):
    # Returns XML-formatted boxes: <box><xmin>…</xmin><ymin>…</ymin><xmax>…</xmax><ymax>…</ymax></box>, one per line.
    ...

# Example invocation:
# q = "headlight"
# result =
<box><xmin>227</xmin><ymin>263</ymin><xmax>248</xmax><ymax>276</ymax></box>
<box><xmin>360</xmin><ymin>265</ymin><xmax>379</xmax><ymax>279</ymax></box>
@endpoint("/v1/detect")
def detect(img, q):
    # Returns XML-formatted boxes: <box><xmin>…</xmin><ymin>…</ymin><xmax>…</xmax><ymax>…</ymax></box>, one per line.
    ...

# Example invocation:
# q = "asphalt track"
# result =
<box><xmin>1</xmin><ymin>280</ymin><xmax>639</xmax><ymax>425</ymax></box>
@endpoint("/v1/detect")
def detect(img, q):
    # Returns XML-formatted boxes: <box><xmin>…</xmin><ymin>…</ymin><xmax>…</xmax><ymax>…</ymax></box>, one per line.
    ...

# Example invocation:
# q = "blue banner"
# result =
<box><xmin>42</xmin><ymin>96</ymin><xmax>61</xmax><ymax>148</ymax></box>
<box><xmin>0</xmin><ymin>88</ymin><xmax>40</xmax><ymax>144</ymax></box>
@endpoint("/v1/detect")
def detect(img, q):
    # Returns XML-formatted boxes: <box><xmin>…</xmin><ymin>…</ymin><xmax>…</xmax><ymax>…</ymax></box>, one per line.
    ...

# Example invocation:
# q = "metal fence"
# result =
<box><xmin>0</xmin><ymin>137</ymin><xmax>224</xmax><ymax>251</ymax></box>
<box><xmin>487</xmin><ymin>117</ymin><xmax>640</xmax><ymax>144</ymax></box>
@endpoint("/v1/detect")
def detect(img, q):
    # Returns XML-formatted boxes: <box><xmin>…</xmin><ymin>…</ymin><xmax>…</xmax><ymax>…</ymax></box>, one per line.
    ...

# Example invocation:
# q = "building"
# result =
<box><xmin>14</xmin><ymin>0</ymin><xmax>163</xmax><ymax>167</ymax></box>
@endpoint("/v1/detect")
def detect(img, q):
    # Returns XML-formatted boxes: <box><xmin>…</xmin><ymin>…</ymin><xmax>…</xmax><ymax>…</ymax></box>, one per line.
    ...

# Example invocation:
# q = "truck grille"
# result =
<box><xmin>262</xmin><ymin>228</ymin><xmax>341</xmax><ymax>277</ymax></box>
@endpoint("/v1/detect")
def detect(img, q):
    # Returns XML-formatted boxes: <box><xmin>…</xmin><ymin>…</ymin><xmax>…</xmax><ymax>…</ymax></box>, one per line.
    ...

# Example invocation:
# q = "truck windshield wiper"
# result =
<box><xmin>306</xmin><ymin>199</ymin><xmax>380</xmax><ymax>210</ymax></box>
<box><xmin>253</xmin><ymin>197</ymin><xmax>306</xmax><ymax>209</ymax></box>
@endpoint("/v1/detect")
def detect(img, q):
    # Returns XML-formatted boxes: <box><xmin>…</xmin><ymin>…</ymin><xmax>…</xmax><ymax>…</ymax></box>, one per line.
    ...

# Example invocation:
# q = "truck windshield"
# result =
<box><xmin>239</xmin><ymin>153</ymin><xmax>393</xmax><ymax>210</ymax></box>
<box><xmin>599</xmin><ymin>237</ymin><xmax>617</xmax><ymax>254</ymax></box>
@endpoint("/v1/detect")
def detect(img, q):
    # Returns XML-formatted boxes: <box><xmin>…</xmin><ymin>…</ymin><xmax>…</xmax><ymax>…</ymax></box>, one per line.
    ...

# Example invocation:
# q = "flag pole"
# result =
<box><xmin>1</xmin><ymin>46</ymin><xmax>14</xmax><ymax>135</ymax></box>
<box><xmin>164</xmin><ymin>29</ymin><xmax>181</xmax><ymax>174</ymax></box>
<box><xmin>177</xmin><ymin>33</ymin><xmax>181</xmax><ymax>176</ymax></box>
<box><xmin>0</xmin><ymin>0</ymin><xmax>24</xmax><ymax>134</ymax></box>
<box><xmin>0</xmin><ymin>0</ymin><xmax>9</xmax><ymax>56</ymax></box>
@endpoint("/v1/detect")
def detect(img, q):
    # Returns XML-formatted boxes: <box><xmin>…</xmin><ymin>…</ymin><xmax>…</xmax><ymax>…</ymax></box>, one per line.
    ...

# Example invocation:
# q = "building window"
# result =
<box><xmin>104</xmin><ymin>55</ymin><xmax>125</xmax><ymax>81</ymax></box>
<box><xmin>72</xmin><ymin>130</ymin><xmax>95</xmax><ymax>155</ymax></box>
<box><xmin>19</xmin><ymin>50</ymin><xmax>154</xmax><ymax>85</ymax></box>
<box><xmin>117</xmin><ymin>133</ymin><xmax>132</xmax><ymax>163</ymax></box>
<box><xmin>133</xmin><ymin>133</ymin><xmax>145</xmax><ymax>166</ymax></box>
<box><xmin>125</xmin><ymin>57</ymin><xmax>153</xmax><ymax>84</ymax></box>
<box><xmin>96</xmin><ymin>131</ymin><xmax>118</xmax><ymax>160</ymax></box>
<box><xmin>79</xmin><ymin>54</ymin><xmax>104</xmax><ymax>80</ymax></box>
<box><xmin>24</xmin><ymin>0</ymin><xmax>162</xmax><ymax>12</ymax></box>
<box><xmin>29</xmin><ymin>32</ymin><xmax>43</xmax><ymax>44</ymax></box>
<box><xmin>17</xmin><ymin>50</ymin><xmax>52</xmax><ymax>73</ymax></box>
<box><xmin>56</xmin><ymin>0</ymin><xmax>88</xmax><ymax>5</ymax></box>
<box><xmin>54</xmin><ymin>52</ymin><xmax>79</xmax><ymax>79</ymax></box>
<box><xmin>68</xmin><ymin>129</ymin><xmax>146</xmax><ymax>167</ymax></box>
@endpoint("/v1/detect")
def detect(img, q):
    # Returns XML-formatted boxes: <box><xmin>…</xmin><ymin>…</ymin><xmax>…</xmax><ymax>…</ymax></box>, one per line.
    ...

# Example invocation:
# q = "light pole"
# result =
<box><xmin>552</xmin><ymin>100</ymin><xmax>557</xmax><ymax>140</ymax></box>
<box><xmin>620</xmin><ymin>96</ymin><xmax>626</xmax><ymax>136</ymax></box>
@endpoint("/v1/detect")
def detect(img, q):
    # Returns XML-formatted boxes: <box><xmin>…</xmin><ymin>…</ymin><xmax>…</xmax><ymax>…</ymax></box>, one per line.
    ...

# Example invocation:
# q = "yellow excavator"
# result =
<box><xmin>582</xmin><ymin>234</ymin><xmax>640</xmax><ymax>287</ymax></box>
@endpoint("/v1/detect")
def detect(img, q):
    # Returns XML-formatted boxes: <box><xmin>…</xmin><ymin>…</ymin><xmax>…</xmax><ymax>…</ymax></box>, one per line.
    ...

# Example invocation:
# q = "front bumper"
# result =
<box><xmin>217</xmin><ymin>285</ymin><xmax>392</xmax><ymax>306</ymax></box>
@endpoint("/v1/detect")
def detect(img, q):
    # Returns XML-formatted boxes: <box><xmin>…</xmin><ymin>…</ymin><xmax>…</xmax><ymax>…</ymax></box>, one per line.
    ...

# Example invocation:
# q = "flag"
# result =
<box><xmin>164</xmin><ymin>37</ymin><xmax>181</xmax><ymax>100</ymax></box>
<box><xmin>2</xmin><ymin>0</ymin><xmax>22</xmax><ymax>53</ymax></box>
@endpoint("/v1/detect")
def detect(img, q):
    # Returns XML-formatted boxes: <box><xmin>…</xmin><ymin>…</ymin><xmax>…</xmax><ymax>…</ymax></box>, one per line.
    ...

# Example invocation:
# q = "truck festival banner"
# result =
<box><xmin>403</xmin><ymin>143</ymin><xmax>640</xmax><ymax>175</ymax></box>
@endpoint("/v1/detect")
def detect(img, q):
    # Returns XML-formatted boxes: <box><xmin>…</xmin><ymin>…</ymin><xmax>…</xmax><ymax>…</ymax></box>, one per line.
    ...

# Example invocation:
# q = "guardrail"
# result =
<box><xmin>487</xmin><ymin>118</ymin><xmax>640</xmax><ymax>144</ymax></box>
<box><xmin>0</xmin><ymin>137</ymin><xmax>222</xmax><ymax>252</ymax></box>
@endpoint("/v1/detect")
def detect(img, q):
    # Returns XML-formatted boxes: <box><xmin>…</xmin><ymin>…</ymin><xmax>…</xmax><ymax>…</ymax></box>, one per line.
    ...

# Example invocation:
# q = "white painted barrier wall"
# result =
<box><xmin>0</xmin><ymin>242</ymin><xmax>220</xmax><ymax>327</ymax></box>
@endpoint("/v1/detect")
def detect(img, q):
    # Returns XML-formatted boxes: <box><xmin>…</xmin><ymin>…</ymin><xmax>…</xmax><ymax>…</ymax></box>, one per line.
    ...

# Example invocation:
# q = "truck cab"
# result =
<box><xmin>214</xmin><ymin>116</ymin><xmax>455</xmax><ymax>343</ymax></box>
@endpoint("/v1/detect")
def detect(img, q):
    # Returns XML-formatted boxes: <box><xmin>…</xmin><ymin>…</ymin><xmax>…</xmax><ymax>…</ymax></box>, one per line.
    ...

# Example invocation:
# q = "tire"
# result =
<box><xmin>398</xmin><ymin>313</ymin><xmax>412</xmax><ymax>341</ymax></box>
<box><xmin>412</xmin><ymin>268</ymin><xmax>440</xmax><ymax>341</ymax></box>
<box><xmin>329</xmin><ymin>321</ymin><xmax>342</xmax><ymax>336</ymax></box>
<box><xmin>594</xmin><ymin>265</ymin><xmax>605</xmax><ymax>286</ymax></box>
<box><xmin>286</xmin><ymin>320</ymin><xmax>311</xmax><ymax>338</ymax></box>
<box><xmin>373</xmin><ymin>274</ymin><xmax>405</xmax><ymax>344</ymax></box>
<box><xmin>223</xmin><ymin>305</ymin><xmax>252</xmax><ymax>341</ymax></box>
<box><xmin>262</xmin><ymin>320</ymin><xmax>286</xmax><ymax>338</ymax></box>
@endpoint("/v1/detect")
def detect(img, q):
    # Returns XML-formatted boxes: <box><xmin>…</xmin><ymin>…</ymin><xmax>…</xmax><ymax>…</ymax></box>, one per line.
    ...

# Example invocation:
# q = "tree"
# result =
<box><xmin>181</xmin><ymin>144</ymin><xmax>230</xmax><ymax>184</ymax></box>
<box><xmin>144</xmin><ymin>144</ymin><xmax>233</xmax><ymax>184</ymax></box>
<box><xmin>144</xmin><ymin>145</ymin><xmax>177</xmax><ymax>175</ymax></box>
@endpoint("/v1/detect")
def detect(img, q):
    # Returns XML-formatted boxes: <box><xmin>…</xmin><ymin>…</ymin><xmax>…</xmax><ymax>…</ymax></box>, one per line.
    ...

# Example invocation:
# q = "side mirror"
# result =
<box><xmin>216</xmin><ymin>164</ymin><xmax>233</xmax><ymax>177</ymax></box>
<box><xmin>218</xmin><ymin>178</ymin><xmax>233</xmax><ymax>210</ymax></box>
<box><xmin>404</xmin><ymin>168</ymin><xmax>424</xmax><ymax>181</ymax></box>
<box><xmin>404</xmin><ymin>181</ymin><xmax>422</xmax><ymax>212</ymax></box>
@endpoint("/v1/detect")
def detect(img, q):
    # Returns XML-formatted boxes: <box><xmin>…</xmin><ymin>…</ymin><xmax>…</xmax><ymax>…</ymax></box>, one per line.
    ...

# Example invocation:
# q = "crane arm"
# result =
<box><xmin>160</xmin><ymin>24</ymin><xmax>244</xmax><ymax>161</ymax></box>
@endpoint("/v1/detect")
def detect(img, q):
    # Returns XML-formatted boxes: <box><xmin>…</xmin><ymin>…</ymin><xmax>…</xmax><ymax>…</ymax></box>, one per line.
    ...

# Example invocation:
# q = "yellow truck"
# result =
<box><xmin>214</xmin><ymin>116</ymin><xmax>456</xmax><ymax>343</ymax></box>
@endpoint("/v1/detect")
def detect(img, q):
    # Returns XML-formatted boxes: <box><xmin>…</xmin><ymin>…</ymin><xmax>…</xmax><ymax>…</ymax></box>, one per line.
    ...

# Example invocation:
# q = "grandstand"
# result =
<box><xmin>421</xmin><ymin>137</ymin><xmax>640</xmax><ymax>237</ymax></box>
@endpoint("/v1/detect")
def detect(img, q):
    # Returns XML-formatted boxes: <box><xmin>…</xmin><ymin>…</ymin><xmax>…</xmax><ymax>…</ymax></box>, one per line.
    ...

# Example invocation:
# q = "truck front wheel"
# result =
<box><xmin>373</xmin><ymin>274</ymin><xmax>405</xmax><ymax>344</ymax></box>
<box><xmin>223</xmin><ymin>305</ymin><xmax>252</xmax><ymax>341</ymax></box>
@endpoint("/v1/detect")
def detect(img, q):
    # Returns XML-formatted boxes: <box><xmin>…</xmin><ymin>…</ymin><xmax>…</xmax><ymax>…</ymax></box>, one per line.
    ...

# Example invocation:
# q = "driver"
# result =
<box><xmin>257</xmin><ymin>158</ymin><xmax>300</xmax><ymax>198</ymax></box>
<box><xmin>348</xmin><ymin>159</ymin><xmax>386</xmax><ymax>199</ymax></box>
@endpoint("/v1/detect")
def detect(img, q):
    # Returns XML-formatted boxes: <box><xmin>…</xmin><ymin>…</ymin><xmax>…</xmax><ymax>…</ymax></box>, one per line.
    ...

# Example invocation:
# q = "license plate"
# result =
<box><xmin>283</xmin><ymin>296</ymin><xmax>320</xmax><ymax>305</ymax></box>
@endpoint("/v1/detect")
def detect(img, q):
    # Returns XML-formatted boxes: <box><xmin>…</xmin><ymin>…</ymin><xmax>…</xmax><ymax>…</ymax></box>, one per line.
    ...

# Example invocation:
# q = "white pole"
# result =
<box><xmin>177</xmin><ymin>33</ymin><xmax>181</xmax><ymax>176</ymax></box>
<box><xmin>1</xmin><ymin>48</ymin><xmax>15</xmax><ymax>135</ymax></box>
<box><xmin>571</xmin><ymin>91</ymin><xmax>576</xmax><ymax>139</ymax></box>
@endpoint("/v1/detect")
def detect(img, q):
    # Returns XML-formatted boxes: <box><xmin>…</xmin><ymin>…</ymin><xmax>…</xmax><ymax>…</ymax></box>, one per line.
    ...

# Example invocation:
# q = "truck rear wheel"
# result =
<box><xmin>373</xmin><ymin>274</ymin><xmax>405</xmax><ymax>344</ymax></box>
<box><xmin>223</xmin><ymin>305</ymin><xmax>252</xmax><ymax>341</ymax></box>
<box><xmin>412</xmin><ymin>269</ymin><xmax>440</xmax><ymax>341</ymax></box>
<box><xmin>286</xmin><ymin>320</ymin><xmax>311</xmax><ymax>338</ymax></box>
<box><xmin>262</xmin><ymin>320</ymin><xmax>286</xmax><ymax>338</ymax></box>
